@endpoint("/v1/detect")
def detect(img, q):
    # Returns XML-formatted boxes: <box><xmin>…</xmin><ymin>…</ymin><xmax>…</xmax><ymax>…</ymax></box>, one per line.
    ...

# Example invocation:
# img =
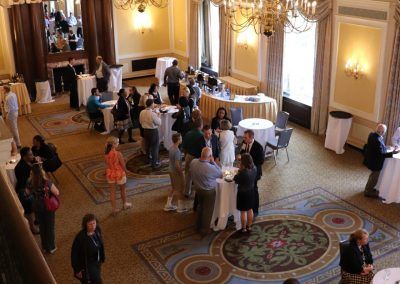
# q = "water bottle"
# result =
<box><xmin>226</xmin><ymin>89</ymin><xmax>230</xmax><ymax>100</ymax></box>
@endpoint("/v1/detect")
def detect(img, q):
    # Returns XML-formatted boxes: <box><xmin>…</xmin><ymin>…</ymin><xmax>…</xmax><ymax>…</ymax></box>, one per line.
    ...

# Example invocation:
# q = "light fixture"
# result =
<box><xmin>236</xmin><ymin>27</ymin><xmax>256</xmax><ymax>49</ymax></box>
<box><xmin>133</xmin><ymin>10</ymin><xmax>152</xmax><ymax>34</ymax></box>
<box><xmin>114</xmin><ymin>0</ymin><xmax>168</xmax><ymax>13</ymax></box>
<box><xmin>345</xmin><ymin>59</ymin><xmax>364</xmax><ymax>80</ymax></box>
<box><xmin>212</xmin><ymin>0</ymin><xmax>317</xmax><ymax>37</ymax></box>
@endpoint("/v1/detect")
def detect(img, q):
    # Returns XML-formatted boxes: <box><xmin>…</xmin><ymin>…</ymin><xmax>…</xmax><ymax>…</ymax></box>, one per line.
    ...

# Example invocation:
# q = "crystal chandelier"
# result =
<box><xmin>213</xmin><ymin>0</ymin><xmax>317</xmax><ymax>36</ymax></box>
<box><xmin>113</xmin><ymin>0</ymin><xmax>168</xmax><ymax>12</ymax></box>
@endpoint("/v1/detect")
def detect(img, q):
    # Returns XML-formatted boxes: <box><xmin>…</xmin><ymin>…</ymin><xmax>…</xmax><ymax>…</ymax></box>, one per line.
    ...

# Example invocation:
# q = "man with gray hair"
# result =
<box><xmin>363</xmin><ymin>123</ymin><xmax>399</xmax><ymax>197</ymax></box>
<box><xmin>190</xmin><ymin>147</ymin><xmax>222</xmax><ymax>235</ymax></box>
<box><xmin>3</xmin><ymin>85</ymin><xmax>21</xmax><ymax>148</ymax></box>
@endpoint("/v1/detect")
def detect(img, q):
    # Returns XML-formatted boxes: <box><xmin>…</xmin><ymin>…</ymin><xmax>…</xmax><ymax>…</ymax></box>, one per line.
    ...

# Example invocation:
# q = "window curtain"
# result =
<box><xmin>189</xmin><ymin>0</ymin><xmax>200</xmax><ymax>68</ymax></box>
<box><xmin>218</xmin><ymin>6</ymin><xmax>231</xmax><ymax>76</ymax></box>
<box><xmin>265</xmin><ymin>27</ymin><xmax>284</xmax><ymax>111</ymax></box>
<box><xmin>310</xmin><ymin>0</ymin><xmax>333</xmax><ymax>135</ymax></box>
<box><xmin>200</xmin><ymin>0</ymin><xmax>212</xmax><ymax>66</ymax></box>
<box><xmin>383</xmin><ymin>1</ymin><xmax>400</xmax><ymax>143</ymax></box>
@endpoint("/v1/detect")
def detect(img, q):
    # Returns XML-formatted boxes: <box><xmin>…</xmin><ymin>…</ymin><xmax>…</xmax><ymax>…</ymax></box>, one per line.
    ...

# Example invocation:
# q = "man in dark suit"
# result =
<box><xmin>94</xmin><ymin>55</ymin><xmax>110</xmax><ymax>92</ymax></box>
<box><xmin>363</xmin><ymin>124</ymin><xmax>399</xmax><ymax>197</ymax></box>
<box><xmin>240</xmin><ymin>129</ymin><xmax>265</xmax><ymax>215</ymax></box>
<box><xmin>64</xmin><ymin>57</ymin><xmax>79</xmax><ymax>111</ymax></box>
<box><xmin>194</xmin><ymin>124</ymin><xmax>220</xmax><ymax>162</ymax></box>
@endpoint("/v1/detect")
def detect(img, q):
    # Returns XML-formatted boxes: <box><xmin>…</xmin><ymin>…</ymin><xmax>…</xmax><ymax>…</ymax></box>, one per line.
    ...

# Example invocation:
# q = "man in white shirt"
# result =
<box><xmin>139</xmin><ymin>99</ymin><xmax>162</xmax><ymax>168</ymax></box>
<box><xmin>392</xmin><ymin>127</ymin><xmax>400</xmax><ymax>147</ymax></box>
<box><xmin>4</xmin><ymin>85</ymin><xmax>21</xmax><ymax>148</ymax></box>
<box><xmin>67</xmin><ymin>12</ymin><xmax>77</xmax><ymax>26</ymax></box>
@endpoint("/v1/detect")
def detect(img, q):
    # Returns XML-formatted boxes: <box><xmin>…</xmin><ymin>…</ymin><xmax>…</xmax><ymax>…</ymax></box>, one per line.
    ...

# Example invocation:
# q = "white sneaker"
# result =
<box><xmin>164</xmin><ymin>205</ymin><xmax>177</xmax><ymax>211</ymax></box>
<box><xmin>177</xmin><ymin>207</ymin><xmax>189</xmax><ymax>213</ymax></box>
<box><xmin>123</xmin><ymin>202</ymin><xmax>132</xmax><ymax>210</ymax></box>
<box><xmin>49</xmin><ymin>247</ymin><xmax>57</xmax><ymax>254</ymax></box>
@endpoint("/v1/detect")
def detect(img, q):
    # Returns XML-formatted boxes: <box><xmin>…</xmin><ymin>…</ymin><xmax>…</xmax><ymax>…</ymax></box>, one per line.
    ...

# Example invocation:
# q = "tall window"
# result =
<box><xmin>282</xmin><ymin>19</ymin><xmax>317</xmax><ymax>106</ymax></box>
<box><xmin>199</xmin><ymin>0</ymin><xmax>220</xmax><ymax>72</ymax></box>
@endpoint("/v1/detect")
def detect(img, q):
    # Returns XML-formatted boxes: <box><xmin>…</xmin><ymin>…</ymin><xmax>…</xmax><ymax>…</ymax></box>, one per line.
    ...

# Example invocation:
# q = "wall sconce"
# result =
<box><xmin>133</xmin><ymin>11</ymin><xmax>152</xmax><ymax>34</ymax></box>
<box><xmin>345</xmin><ymin>60</ymin><xmax>364</xmax><ymax>80</ymax></box>
<box><xmin>236</xmin><ymin>29</ymin><xmax>255</xmax><ymax>50</ymax></box>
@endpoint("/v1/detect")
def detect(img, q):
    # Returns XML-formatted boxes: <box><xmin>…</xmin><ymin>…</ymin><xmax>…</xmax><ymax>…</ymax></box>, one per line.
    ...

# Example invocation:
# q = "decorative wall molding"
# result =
<box><xmin>116</xmin><ymin>49</ymin><xmax>173</xmax><ymax>61</ymax></box>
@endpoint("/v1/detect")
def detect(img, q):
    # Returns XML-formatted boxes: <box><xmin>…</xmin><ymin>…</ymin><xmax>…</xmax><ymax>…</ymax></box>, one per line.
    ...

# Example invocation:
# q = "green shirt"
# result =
<box><xmin>182</xmin><ymin>129</ymin><xmax>203</xmax><ymax>156</ymax></box>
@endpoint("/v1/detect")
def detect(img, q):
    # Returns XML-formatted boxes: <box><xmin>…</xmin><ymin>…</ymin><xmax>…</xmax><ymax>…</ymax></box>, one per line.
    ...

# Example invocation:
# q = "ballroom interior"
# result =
<box><xmin>0</xmin><ymin>0</ymin><xmax>400</xmax><ymax>283</ymax></box>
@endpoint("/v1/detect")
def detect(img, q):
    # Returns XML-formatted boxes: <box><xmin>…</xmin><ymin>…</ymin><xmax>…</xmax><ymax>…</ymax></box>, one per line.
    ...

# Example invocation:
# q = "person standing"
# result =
<box><xmin>15</xmin><ymin>147</ymin><xmax>38</xmax><ymax>234</ymax></box>
<box><xmin>114</xmin><ymin>88</ymin><xmax>135</xmax><ymax>144</ymax></box>
<box><xmin>181</xmin><ymin>118</ymin><xmax>203</xmax><ymax>197</ymax></box>
<box><xmin>94</xmin><ymin>56</ymin><xmax>110</xmax><ymax>92</ymax></box>
<box><xmin>104</xmin><ymin>137</ymin><xmax>131</xmax><ymax>215</ymax></box>
<box><xmin>139</xmin><ymin>99</ymin><xmax>162</xmax><ymax>168</ymax></box>
<box><xmin>234</xmin><ymin>153</ymin><xmax>257</xmax><ymax>233</ymax></box>
<box><xmin>64</xmin><ymin>57</ymin><xmax>79</xmax><ymax>110</ymax></box>
<box><xmin>218</xmin><ymin>120</ymin><xmax>236</xmax><ymax>167</ymax></box>
<box><xmin>363</xmin><ymin>124</ymin><xmax>399</xmax><ymax>197</ymax></box>
<box><xmin>28</xmin><ymin>163</ymin><xmax>60</xmax><ymax>254</ymax></box>
<box><xmin>4</xmin><ymin>85</ymin><xmax>21</xmax><ymax>148</ymax></box>
<box><xmin>239</xmin><ymin>130</ymin><xmax>264</xmax><ymax>215</ymax></box>
<box><xmin>165</xmin><ymin>133</ymin><xmax>187</xmax><ymax>213</ymax></box>
<box><xmin>71</xmin><ymin>213</ymin><xmax>105</xmax><ymax>284</ymax></box>
<box><xmin>148</xmin><ymin>83</ymin><xmax>163</xmax><ymax>105</ymax></box>
<box><xmin>194</xmin><ymin>124</ymin><xmax>220</xmax><ymax>163</ymax></box>
<box><xmin>190</xmin><ymin>147</ymin><xmax>222</xmax><ymax>235</ymax></box>
<box><xmin>163</xmin><ymin>59</ymin><xmax>183</xmax><ymax>105</ymax></box>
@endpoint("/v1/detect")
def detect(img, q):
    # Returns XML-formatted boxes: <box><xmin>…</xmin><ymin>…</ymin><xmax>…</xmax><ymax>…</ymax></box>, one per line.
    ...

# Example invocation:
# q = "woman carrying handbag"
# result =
<box><xmin>71</xmin><ymin>214</ymin><xmax>105</xmax><ymax>284</ymax></box>
<box><xmin>28</xmin><ymin>163</ymin><xmax>60</xmax><ymax>254</ymax></box>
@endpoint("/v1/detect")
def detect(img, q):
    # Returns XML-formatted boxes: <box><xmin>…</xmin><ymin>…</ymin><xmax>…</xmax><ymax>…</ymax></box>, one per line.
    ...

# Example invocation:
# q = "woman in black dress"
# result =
<box><xmin>211</xmin><ymin>107</ymin><xmax>231</xmax><ymax>132</ymax></box>
<box><xmin>71</xmin><ymin>213</ymin><xmax>105</xmax><ymax>284</ymax></box>
<box><xmin>234</xmin><ymin>153</ymin><xmax>257</xmax><ymax>233</ymax></box>
<box><xmin>148</xmin><ymin>83</ymin><xmax>163</xmax><ymax>105</ymax></box>
<box><xmin>172</xmin><ymin>95</ymin><xmax>191</xmax><ymax>137</ymax></box>
<box><xmin>115</xmin><ymin>88</ymin><xmax>135</xmax><ymax>144</ymax></box>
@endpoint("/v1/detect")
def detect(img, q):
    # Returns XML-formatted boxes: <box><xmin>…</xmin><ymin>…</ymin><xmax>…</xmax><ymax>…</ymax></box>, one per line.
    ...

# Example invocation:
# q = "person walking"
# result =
<box><xmin>104</xmin><ymin>137</ymin><xmax>131</xmax><ymax>215</ymax></box>
<box><xmin>71</xmin><ymin>213</ymin><xmax>105</xmax><ymax>284</ymax></box>
<box><xmin>28</xmin><ymin>163</ymin><xmax>60</xmax><ymax>253</ymax></box>
<box><xmin>4</xmin><ymin>85</ymin><xmax>21</xmax><ymax>148</ymax></box>
<box><xmin>163</xmin><ymin>59</ymin><xmax>183</xmax><ymax>105</ymax></box>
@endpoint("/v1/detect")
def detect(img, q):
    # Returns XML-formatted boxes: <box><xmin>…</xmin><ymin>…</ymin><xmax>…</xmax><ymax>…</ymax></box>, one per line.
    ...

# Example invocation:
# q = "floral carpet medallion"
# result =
<box><xmin>64</xmin><ymin>144</ymin><xmax>171</xmax><ymax>204</ymax></box>
<box><xmin>133</xmin><ymin>188</ymin><xmax>400</xmax><ymax>283</ymax></box>
<box><xmin>27</xmin><ymin>110</ymin><xmax>90</xmax><ymax>138</ymax></box>
<box><xmin>126</xmin><ymin>149</ymin><xmax>171</xmax><ymax>175</ymax></box>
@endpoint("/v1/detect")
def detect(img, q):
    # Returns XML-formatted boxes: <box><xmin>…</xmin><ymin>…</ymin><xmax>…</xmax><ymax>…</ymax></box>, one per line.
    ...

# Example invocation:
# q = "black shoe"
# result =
<box><xmin>128</xmin><ymin>138</ymin><xmax>137</xmax><ymax>143</ymax></box>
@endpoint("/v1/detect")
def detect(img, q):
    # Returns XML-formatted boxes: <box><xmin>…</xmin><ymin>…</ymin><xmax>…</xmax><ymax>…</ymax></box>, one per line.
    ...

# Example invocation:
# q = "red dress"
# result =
<box><xmin>105</xmin><ymin>149</ymin><xmax>125</xmax><ymax>182</ymax></box>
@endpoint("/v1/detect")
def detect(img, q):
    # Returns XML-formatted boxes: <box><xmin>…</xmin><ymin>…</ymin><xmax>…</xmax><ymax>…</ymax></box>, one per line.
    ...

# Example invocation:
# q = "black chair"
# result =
<box><xmin>87</xmin><ymin>110</ymin><xmax>103</xmax><ymax>131</ymax></box>
<box><xmin>339</xmin><ymin>239</ymin><xmax>350</xmax><ymax>284</ymax></box>
<box><xmin>266</xmin><ymin>128</ymin><xmax>293</xmax><ymax>165</ymax></box>
<box><xmin>230</xmin><ymin>107</ymin><xmax>243</xmax><ymax>134</ymax></box>
<box><xmin>275</xmin><ymin>111</ymin><xmax>290</xmax><ymax>136</ymax></box>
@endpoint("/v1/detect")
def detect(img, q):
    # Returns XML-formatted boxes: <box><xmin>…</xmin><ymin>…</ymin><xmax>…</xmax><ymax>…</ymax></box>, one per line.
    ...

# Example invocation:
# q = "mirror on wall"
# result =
<box><xmin>43</xmin><ymin>0</ymin><xmax>84</xmax><ymax>53</ymax></box>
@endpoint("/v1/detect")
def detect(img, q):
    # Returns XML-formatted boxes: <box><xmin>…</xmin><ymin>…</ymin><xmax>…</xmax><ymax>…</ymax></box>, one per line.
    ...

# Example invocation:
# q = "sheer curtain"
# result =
<box><xmin>384</xmin><ymin>1</ymin><xmax>400</xmax><ymax>143</ymax></box>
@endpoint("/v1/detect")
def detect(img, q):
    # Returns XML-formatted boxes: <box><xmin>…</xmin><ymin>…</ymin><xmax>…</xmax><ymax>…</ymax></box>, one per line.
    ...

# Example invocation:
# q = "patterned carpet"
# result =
<box><xmin>64</xmin><ymin>144</ymin><xmax>172</xmax><ymax>204</ymax></box>
<box><xmin>133</xmin><ymin>188</ymin><xmax>400</xmax><ymax>284</ymax></box>
<box><xmin>27</xmin><ymin>109</ymin><xmax>90</xmax><ymax>138</ymax></box>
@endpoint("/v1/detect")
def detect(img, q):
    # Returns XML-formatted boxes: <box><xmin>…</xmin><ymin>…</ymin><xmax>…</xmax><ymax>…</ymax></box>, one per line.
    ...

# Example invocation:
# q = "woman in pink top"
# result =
<box><xmin>105</xmin><ymin>137</ymin><xmax>131</xmax><ymax>215</ymax></box>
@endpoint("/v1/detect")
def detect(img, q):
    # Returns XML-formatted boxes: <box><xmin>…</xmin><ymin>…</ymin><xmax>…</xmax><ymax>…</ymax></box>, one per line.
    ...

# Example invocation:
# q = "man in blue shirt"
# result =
<box><xmin>190</xmin><ymin>147</ymin><xmax>222</xmax><ymax>235</ymax></box>
<box><xmin>86</xmin><ymin>88</ymin><xmax>108</xmax><ymax>130</ymax></box>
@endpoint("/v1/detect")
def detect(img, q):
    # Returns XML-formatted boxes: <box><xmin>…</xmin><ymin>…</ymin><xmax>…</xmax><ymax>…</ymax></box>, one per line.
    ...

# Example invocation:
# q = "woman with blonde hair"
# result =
<box><xmin>218</xmin><ymin>119</ymin><xmax>236</xmax><ymax>167</ymax></box>
<box><xmin>105</xmin><ymin>136</ymin><xmax>131</xmax><ymax>215</ymax></box>
<box><xmin>339</xmin><ymin>229</ymin><xmax>374</xmax><ymax>283</ymax></box>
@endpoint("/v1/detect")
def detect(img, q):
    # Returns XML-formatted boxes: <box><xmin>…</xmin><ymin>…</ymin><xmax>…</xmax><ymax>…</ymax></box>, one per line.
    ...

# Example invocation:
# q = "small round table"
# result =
<box><xmin>372</xmin><ymin>267</ymin><xmax>400</xmax><ymax>284</ymax></box>
<box><xmin>236</xmin><ymin>118</ymin><xmax>275</xmax><ymax>148</ymax></box>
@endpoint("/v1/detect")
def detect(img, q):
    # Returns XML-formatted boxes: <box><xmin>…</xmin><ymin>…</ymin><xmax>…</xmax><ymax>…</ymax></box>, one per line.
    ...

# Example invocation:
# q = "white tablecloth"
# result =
<box><xmin>77</xmin><ymin>75</ymin><xmax>96</xmax><ymax>106</ymax></box>
<box><xmin>236</xmin><ymin>118</ymin><xmax>275</xmax><ymax>148</ymax></box>
<box><xmin>324</xmin><ymin>115</ymin><xmax>352</xmax><ymax>154</ymax></box>
<box><xmin>101</xmin><ymin>100</ymin><xmax>118</xmax><ymax>134</ymax></box>
<box><xmin>211</xmin><ymin>169</ymin><xmax>241</xmax><ymax>231</ymax></box>
<box><xmin>155</xmin><ymin>57</ymin><xmax>176</xmax><ymax>86</ymax></box>
<box><xmin>373</xmin><ymin>267</ymin><xmax>400</xmax><ymax>284</ymax></box>
<box><xmin>158</xmin><ymin>106</ymin><xmax>179</xmax><ymax>150</ymax></box>
<box><xmin>4</xmin><ymin>154</ymin><xmax>20</xmax><ymax>188</ymax></box>
<box><xmin>35</xmin><ymin>81</ymin><xmax>54</xmax><ymax>103</ymax></box>
<box><xmin>108</xmin><ymin>67</ymin><xmax>122</xmax><ymax>92</ymax></box>
<box><xmin>377</xmin><ymin>153</ymin><xmax>400</xmax><ymax>203</ymax></box>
